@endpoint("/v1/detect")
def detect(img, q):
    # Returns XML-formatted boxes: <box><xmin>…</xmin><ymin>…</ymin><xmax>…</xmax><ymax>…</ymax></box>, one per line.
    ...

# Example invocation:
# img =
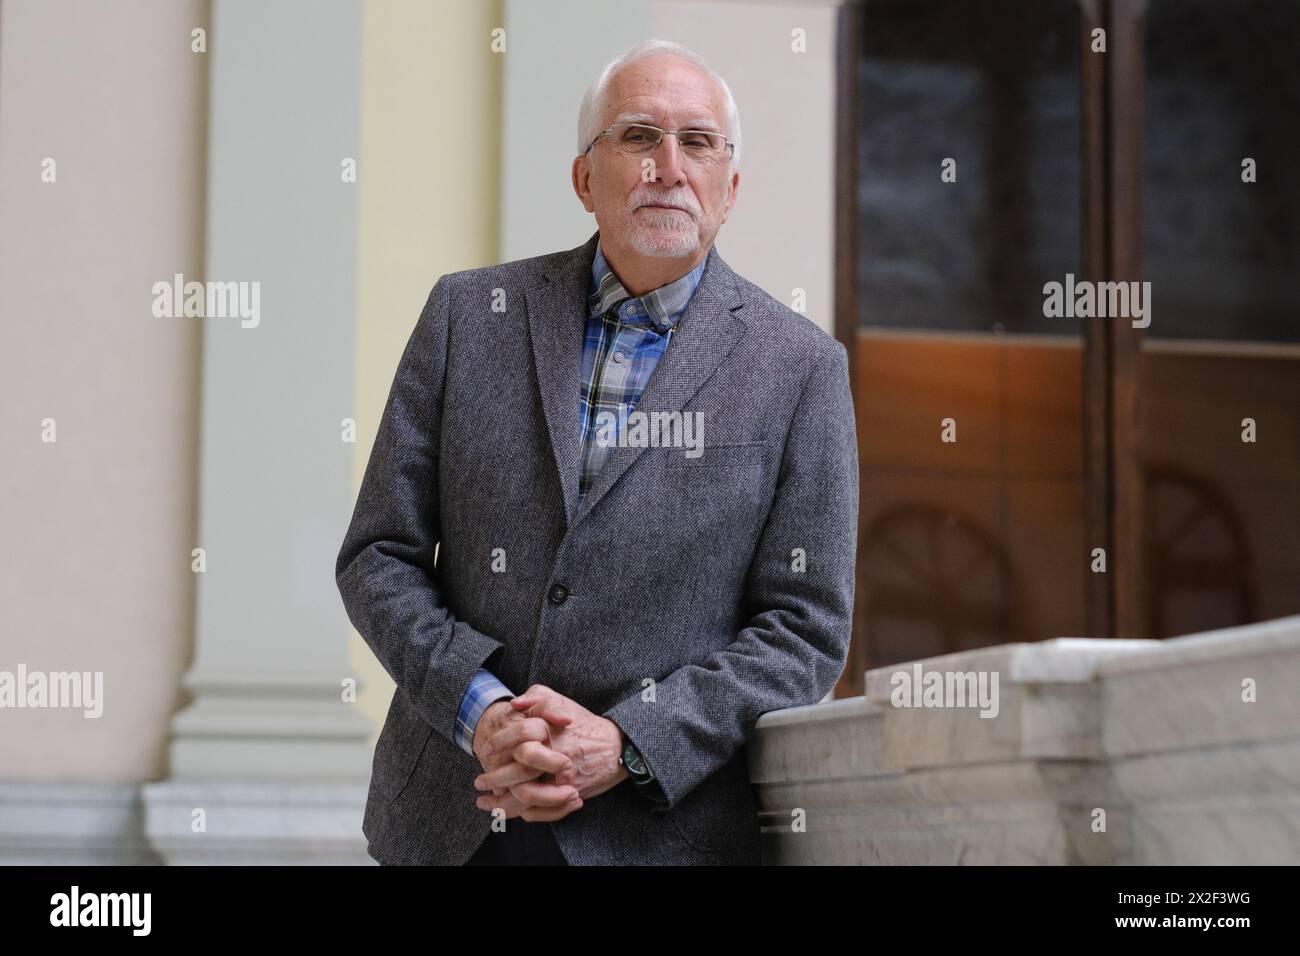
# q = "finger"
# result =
<box><xmin>517</xmin><ymin>684</ymin><xmax>556</xmax><ymax>704</ymax></box>
<box><xmin>475</xmin><ymin>791</ymin><xmax>524</xmax><ymax>819</ymax></box>
<box><xmin>482</xmin><ymin>746</ymin><xmax>526</xmax><ymax>774</ymax></box>
<box><xmin>509</xmin><ymin>739</ymin><xmax>573</xmax><ymax>775</ymax></box>
<box><xmin>509</xmin><ymin>778</ymin><xmax>580</xmax><ymax>807</ymax></box>
<box><xmin>474</xmin><ymin>759</ymin><xmax>545</xmax><ymax>792</ymax></box>
<box><xmin>512</xmin><ymin>685</ymin><xmax>568</xmax><ymax>714</ymax></box>
<box><xmin>523</xmin><ymin>697</ymin><xmax>574</xmax><ymax>727</ymax></box>
<box><xmin>520</xmin><ymin>795</ymin><xmax>583</xmax><ymax>823</ymax></box>
<box><xmin>484</xmin><ymin>716</ymin><xmax>549</xmax><ymax>756</ymax></box>
<box><xmin>510</xmin><ymin>694</ymin><xmax>573</xmax><ymax>726</ymax></box>
<box><xmin>509</xmin><ymin>691</ymin><xmax>545</xmax><ymax>711</ymax></box>
<box><xmin>484</xmin><ymin>716</ymin><xmax>558</xmax><ymax>757</ymax></box>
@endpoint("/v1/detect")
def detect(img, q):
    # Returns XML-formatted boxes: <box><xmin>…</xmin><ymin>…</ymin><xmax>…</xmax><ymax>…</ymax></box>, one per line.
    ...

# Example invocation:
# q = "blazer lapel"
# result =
<box><xmin>525</xmin><ymin>231</ymin><xmax>600</xmax><ymax>529</ymax></box>
<box><xmin>525</xmin><ymin>229</ymin><xmax>750</xmax><ymax>531</ymax></box>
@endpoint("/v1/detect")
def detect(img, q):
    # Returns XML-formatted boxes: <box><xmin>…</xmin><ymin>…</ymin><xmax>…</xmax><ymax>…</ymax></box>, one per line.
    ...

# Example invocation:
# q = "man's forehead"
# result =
<box><xmin>605</xmin><ymin>59</ymin><xmax>723</xmax><ymax>126</ymax></box>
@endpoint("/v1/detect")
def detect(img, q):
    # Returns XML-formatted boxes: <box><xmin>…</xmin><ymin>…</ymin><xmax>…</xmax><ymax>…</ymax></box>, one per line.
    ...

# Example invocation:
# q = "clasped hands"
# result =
<box><xmin>472</xmin><ymin>684</ymin><xmax>631</xmax><ymax>822</ymax></box>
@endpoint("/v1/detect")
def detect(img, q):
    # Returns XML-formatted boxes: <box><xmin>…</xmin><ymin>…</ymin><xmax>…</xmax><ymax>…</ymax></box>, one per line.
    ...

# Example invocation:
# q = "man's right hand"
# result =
<box><xmin>472</xmin><ymin>699</ymin><xmax>582</xmax><ymax>822</ymax></box>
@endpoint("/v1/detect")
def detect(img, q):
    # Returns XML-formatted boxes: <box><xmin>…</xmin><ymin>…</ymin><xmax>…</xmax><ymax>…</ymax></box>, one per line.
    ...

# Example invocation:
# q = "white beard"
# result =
<box><xmin>626</xmin><ymin>207</ymin><xmax>700</xmax><ymax>257</ymax></box>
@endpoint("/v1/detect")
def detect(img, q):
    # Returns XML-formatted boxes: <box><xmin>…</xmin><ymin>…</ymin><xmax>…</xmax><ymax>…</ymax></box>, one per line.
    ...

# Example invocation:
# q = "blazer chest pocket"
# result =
<box><xmin>660</xmin><ymin>440</ymin><xmax>773</xmax><ymax>515</ymax></box>
<box><xmin>661</xmin><ymin>439</ymin><xmax>770</xmax><ymax>471</ymax></box>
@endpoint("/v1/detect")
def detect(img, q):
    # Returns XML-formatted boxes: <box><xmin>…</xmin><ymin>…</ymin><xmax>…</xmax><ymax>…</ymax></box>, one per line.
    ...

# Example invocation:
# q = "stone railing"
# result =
<box><xmin>748</xmin><ymin>615</ymin><xmax>1300</xmax><ymax>864</ymax></box>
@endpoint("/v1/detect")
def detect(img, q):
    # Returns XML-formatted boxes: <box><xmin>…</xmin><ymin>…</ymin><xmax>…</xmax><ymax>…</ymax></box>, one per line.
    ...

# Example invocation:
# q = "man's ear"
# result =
<box><xmin>572</xmin><ymin>155</ymin><xmax>596</xmax><ymax>213</ymax></box>
<box><xmin>720</xmin><ymin>169</ymin><xmax>740</xmax><ymax>223</ymax></box>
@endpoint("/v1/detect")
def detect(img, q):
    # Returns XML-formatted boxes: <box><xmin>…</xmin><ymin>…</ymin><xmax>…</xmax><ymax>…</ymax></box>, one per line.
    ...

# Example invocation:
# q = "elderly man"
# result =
<box><xmin>335</xmin><ymin>38</ymin><xmax>858</xmax><ymax>866</ymax></box>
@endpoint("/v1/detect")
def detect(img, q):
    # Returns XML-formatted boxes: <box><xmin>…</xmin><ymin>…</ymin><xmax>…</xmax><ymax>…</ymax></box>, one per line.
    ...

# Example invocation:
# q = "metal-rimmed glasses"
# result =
<box><xmin>584</xmin><ymin>123</ymin><xmax>734</xmax><ymax>163</ymax></box>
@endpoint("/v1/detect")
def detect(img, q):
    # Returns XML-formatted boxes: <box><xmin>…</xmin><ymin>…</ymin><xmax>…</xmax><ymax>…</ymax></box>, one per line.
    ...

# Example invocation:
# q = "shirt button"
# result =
<box><xmin>627</xmin><ymin>303</ymin><xmax>638</xmax><ymax>314</ymax></box>
<box><xmin>613</xmin><ymin>351</ymin><xmax>625</xmax><ymax>364</ymax></box>
<box><xmin>548</xmin><ymin>583</ymin><xmax>569</xmax><ymax>605</ymax></box>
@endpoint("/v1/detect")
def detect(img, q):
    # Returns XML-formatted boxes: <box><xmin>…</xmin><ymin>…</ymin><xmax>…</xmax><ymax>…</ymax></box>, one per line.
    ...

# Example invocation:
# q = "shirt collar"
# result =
<box><xmin>587</xmin><ymin>239</ymin><xmax>707</xmax><ymax>334</ymax></box>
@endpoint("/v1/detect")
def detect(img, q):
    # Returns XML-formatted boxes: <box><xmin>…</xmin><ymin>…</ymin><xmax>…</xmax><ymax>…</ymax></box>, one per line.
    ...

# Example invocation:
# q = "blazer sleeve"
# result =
<box><xmin>335</xmin><ymin>276</ymin><xmax>506</xmax><ymax>744</ymax></box>
<box><xmin>602</xmin><ymin>340</ymin><xmax>859</xmax><ymax>810</ymax></box>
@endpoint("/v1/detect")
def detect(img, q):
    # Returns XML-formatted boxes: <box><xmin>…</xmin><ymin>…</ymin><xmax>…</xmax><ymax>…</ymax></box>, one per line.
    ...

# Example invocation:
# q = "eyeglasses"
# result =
<box><xmin>585</xmin><ymin>123</ymin><xmax>734</xmax><ymax>163</ymax></box>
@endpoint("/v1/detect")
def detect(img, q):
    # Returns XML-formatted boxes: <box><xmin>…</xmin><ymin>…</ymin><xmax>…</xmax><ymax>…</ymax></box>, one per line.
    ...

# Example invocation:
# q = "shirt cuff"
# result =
<box><xmin>453</xmin><ymin>668</ymin><xmax>515</xmax><ymax>755</ymax></box>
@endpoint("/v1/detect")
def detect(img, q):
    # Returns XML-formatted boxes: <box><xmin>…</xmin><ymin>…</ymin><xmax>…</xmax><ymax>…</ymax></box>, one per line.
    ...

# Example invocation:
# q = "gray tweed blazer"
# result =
<box><xmin>335</xmin><ymin>229</ymin><xmax>858</xmax><ymax>865</ymax></box>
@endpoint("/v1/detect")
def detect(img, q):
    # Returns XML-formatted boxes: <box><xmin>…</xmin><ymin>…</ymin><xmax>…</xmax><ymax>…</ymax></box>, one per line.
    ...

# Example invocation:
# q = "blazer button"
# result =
<box><xmin>548</xmin><ymin>583</ymin><xmax>569</xmax><ymax>605</ymax></box>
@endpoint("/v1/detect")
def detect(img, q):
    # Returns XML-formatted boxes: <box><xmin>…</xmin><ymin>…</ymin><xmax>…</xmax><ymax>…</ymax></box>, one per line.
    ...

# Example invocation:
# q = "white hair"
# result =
<box><xmin>577</xmin><ymin>39</ymin><xmax>742</xmax><ymax>171</ymax></box>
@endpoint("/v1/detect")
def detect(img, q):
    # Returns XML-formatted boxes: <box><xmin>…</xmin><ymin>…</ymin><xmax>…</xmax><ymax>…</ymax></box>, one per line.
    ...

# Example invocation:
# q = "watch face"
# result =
<box><xmin>622</xmin><ymin>742</ymin><xmax>648</xmax><ymax>777</ymax></box>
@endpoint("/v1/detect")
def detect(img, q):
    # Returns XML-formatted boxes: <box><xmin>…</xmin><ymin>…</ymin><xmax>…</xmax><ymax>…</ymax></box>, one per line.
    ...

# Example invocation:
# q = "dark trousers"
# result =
<box><xmin>464</xmin><ymin>820</ymin><xmax>569</xmax><ymax>866</ymax></box>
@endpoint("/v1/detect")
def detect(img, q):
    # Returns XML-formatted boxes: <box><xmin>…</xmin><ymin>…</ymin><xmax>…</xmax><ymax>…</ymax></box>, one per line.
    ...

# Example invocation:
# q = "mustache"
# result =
<box><xmin>628</xmin><ymin>192</ymin><xmax>699</xmax><ymax>217</ymax></box>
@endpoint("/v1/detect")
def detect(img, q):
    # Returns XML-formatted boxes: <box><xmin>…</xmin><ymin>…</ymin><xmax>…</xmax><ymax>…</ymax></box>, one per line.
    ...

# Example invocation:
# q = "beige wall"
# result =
<box><xmin>0</xmin><ymin>0</ymin><xmax>208</xmax><ymax>778</ymax></box>
<box><xmin>350</xmin><ymin>0</ymin><xmax>504</xmax><ymax>741</ymax></box>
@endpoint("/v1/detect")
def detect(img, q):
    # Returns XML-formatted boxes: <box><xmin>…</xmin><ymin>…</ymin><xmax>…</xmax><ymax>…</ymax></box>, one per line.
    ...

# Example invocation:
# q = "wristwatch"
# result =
<box><xmin>618</xmin><ymin>735</ymin><xmax>670</xmax><ymax>809</ymax></box>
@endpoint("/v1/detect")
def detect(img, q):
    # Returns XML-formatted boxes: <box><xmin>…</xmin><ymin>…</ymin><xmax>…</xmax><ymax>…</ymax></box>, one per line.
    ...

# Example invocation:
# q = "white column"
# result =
<box><xmin>143</xmin><ymin>0</ymin><xmax>373</xmax><ymax>865</ymax></box>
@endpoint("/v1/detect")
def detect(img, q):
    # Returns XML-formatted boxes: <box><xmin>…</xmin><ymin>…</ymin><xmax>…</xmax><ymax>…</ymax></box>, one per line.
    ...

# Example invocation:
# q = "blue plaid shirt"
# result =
<box><xmin>452</xmin><ymin>240</ymin><xmax>706</xmax><ymax>758</ymax></box>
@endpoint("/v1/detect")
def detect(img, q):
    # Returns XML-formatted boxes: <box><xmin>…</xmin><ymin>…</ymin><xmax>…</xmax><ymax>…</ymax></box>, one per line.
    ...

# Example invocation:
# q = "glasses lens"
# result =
<box><xmin>614</xmin><ymin>124</ymin><xmax>661</xmax><ymax>151</ymax></box>
<box><xmin>677</xmin><ymin>131</ymin><xmax>725</xmax><ymax>153</ymax></box>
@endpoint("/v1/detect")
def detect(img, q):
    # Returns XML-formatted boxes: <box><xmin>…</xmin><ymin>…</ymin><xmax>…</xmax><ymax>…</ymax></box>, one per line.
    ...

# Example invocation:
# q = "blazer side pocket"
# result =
<box><xmin>373</xmin><ymin>695</ymin><xmax>435</xmax><ymax>808</ymax></box>
<box><xmin>664</xmin><ymin>756</ymin><xmax>762</xmax><ymax>852</ymax></box>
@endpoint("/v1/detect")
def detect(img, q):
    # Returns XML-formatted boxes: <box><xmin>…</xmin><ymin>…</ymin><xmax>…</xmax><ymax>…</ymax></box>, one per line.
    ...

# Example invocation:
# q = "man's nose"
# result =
<box><xmin>650</xmin><ymin>133</ymin><xmax>688</xmax><ymax>186</ymax></box>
